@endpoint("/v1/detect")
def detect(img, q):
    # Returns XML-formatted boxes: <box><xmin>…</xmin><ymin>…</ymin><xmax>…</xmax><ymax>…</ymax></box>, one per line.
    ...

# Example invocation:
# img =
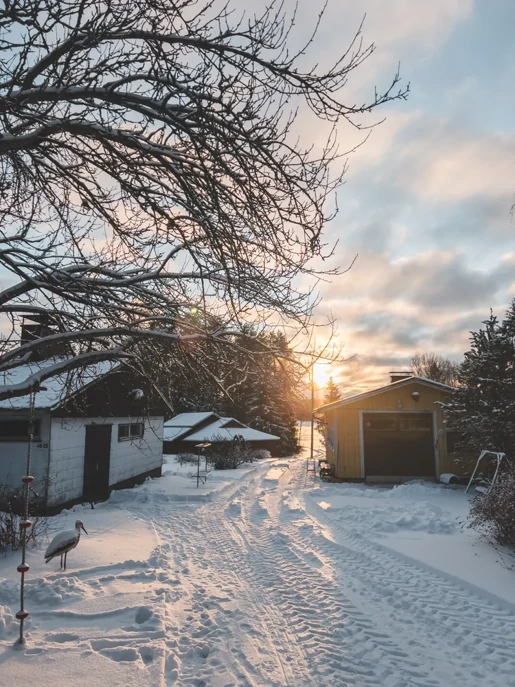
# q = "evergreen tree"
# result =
<box><xmin>324</xmin><ymin>376</ymin><xmax>342</xmax><ymax>404</ymax></box>
<box><xmin>223</xmin><ymin>330</ymin><xmax>301</xmax><ymax>456</ymax></box>
<box><xmin>446</xmin><ymin>302</ymin><xmax>515</xmax><ymax>461</ymax></box>
<box><xmin>141</xmin><ymin>320</ymin><xmax>302</xmax><ymax>455</ymax></box>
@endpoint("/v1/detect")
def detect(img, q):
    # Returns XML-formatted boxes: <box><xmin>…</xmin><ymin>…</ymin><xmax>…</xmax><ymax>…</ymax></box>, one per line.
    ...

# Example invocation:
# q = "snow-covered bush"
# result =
<box><xmin>249</xmin><ymin>449</ymin><xmax>271</xmax><ymax>461</ymax></box>
<box><xmin>469</xmin><ymin>468</ymin><xmax>515</xmax><ymax>551</ymax></box>
<box><xmin>176</xmin><ymin>453</ymin><xmax>198</xmax><ymax>466</ymax></box>
<box><xmin>206</xmin><ymin>438</ymin><xmax>254</xmax><ymax>470</ymax></box>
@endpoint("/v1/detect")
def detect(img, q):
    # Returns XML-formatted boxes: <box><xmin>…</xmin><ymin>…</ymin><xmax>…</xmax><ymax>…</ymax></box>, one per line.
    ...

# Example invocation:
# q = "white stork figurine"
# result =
<box><xmin>44</xmin><ymin>520</ymin><xmax>88</xmax><ymax>570</ymax></box>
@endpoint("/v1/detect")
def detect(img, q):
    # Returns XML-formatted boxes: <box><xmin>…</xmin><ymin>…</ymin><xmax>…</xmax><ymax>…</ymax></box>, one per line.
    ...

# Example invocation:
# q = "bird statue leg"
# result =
<box><xmin>60</xmin><ymin>554</ymin><xmax>63</xmax><ymax>570</ymax></box>
<box><xmin>64</xmin><ymin>552</ymin><xmax>67</xmax><ymax>571</ymax></box>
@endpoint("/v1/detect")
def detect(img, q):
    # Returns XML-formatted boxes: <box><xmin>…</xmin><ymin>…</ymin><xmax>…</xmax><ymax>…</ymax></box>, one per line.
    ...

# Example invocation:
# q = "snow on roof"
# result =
<box><xmin>186</xmin><ymin>423</ymin><xmax>279</xmax><ymax>443</ymax></box>
<box><xmin>164</xmin><ymin>412</ymin><xmax>216</xmax><ymax>428</ymax></box>
<box><xmin>163</xmin><ymin>425</ymin><xmax>192</xmax><ymax>441</ymax></box>
<box><xmin>163</xmin><ymin>413</ymin><xmax>279</xmax><ymax>443</ymax></box>
<box><xmin>0</xmin><ymin>359</ymin><xmax>116</xmax><ymax>410</ymax></box>
<box><xmin>163</xmin><ymin>412</ymin><xmax>219</xmax><ymax>442</ymax></box>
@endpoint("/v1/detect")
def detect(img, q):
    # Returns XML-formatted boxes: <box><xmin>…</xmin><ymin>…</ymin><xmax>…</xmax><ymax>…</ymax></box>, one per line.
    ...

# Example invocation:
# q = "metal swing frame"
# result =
<box><xmin>465</xmin><ymin>450</ymin><xmax>506</xmax><ymax>494</ymax></box>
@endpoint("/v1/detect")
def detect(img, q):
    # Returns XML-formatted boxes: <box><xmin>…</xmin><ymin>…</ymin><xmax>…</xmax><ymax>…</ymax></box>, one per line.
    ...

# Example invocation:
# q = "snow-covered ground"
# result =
<box><xmin>1</xmin><ymin>427</ymin><xmax>515</xmax><ymax>686</ymax></box>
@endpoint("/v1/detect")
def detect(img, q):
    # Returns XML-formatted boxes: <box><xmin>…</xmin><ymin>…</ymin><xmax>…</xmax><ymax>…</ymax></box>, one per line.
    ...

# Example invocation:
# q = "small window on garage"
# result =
<box><xmin>118</xmin><ymin>422</ymin><xmax>144</xmax><ymax>441</ymax></box>
<box><xmin>365</xmin><ymin>417</ymin><xmax>397</xmax><ymax>431</ymax></box>
<box><xmin>0</xmin><ymin>419</ymin><xmax>41</xmax><ymax>441</ymax></box>
<box><xmin>400</xmin><ymin>416</ymin><xmax>432</xmax><ymax>432</ymax></box>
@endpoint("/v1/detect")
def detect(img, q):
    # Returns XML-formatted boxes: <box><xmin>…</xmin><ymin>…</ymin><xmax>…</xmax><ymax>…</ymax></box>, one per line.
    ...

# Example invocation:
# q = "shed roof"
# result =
<box><xmin>0</xmin><ymin>359</ymin><xmax>116</xmax><ymax>410</ymax></box>
<box><xmin>316</xmin><ymin>376</ymin><xmax>453</xmax><ymax>413</ymax></box>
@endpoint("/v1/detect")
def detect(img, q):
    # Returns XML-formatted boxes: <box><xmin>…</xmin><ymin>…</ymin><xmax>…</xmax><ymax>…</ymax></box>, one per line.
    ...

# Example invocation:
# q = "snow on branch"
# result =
<box><xmin>0</xmin><ymin>0</ymin><xmax>406</xmax><ymax>390</ymax></box>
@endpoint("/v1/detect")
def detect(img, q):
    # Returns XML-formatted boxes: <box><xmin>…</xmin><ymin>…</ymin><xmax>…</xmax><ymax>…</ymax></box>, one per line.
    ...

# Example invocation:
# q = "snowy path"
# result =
<box><xmin>2</xmin><ymin>454</ymin><xmax>515</xmax><ymax>686</ymax></box>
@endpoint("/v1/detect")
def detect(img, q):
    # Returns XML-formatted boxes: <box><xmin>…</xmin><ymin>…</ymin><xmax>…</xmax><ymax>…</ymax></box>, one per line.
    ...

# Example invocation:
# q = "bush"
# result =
<box><xmin>249</xmin><ymin>449</ymin><xmax>271</xmax><ymax>461</ymax></box>
<box><xmin>469</xmin><ymin>468</ymin><xmax>515</xmax><ymax>551</ymax></box>
<box><xmin>176</xmin><ymin>453</ymin><xmax>198</xmax><ymax>466</ymax></box>
<box><xmin>206</xmin><ymin>438</ymin><xmax>254</xmax><ymax>470</ymax></box>
<box><xmin>0</xmin><ymin>482</ymin><xmax>50</xmax><ymax>553</ymax></box>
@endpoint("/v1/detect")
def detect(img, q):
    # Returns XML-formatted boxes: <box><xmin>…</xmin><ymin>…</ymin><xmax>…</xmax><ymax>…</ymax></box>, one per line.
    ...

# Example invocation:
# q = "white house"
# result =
<box><xmin>0</xmin><ymin>360</ymin><xmax>169</xmax><ymax>512</ymax></box>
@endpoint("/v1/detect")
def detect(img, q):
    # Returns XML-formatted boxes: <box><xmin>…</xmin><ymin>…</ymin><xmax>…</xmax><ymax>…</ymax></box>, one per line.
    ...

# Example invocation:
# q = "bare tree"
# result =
<box><xmin>411</xmin><ymin>352</ymin><xmax>459</xmax><ymax>387</ymax></box>
<box><xmin>0</xmin><ymin>0</ymin><xmax>408</xmax><ymax>399</ymax></box>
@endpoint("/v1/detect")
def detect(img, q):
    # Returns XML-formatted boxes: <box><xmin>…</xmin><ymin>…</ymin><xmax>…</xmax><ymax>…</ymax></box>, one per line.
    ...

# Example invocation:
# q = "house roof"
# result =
<box><xmin>0</xmin><ymin>359</ymin><xmax>116</xmax><ymax>410</ymax></box>
<box><xmin>163</xmin><ymin>412</ymin><xmax>279</xmax><ymax>443</ymax></box>
<box><xmin>163</xmin><ymin>412</ymin><xmax>218</xmax><ymax>442</ymax></box>
<box><xmin>316</xmin><ymin>376</ymin><xmax>453</xmax><ymax>413</ymax></box>
<box><xmin>186</xmin><ymin>422</ymin><xmax>280</xmax><ymax>443</ymax></box>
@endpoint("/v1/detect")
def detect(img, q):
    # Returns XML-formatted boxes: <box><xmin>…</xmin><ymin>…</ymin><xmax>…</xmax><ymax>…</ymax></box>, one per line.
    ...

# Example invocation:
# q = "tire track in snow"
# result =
<box><xmin>135</xmin><ymin>472</ymin><xmax>311</xmax><ymax>686</ymax></box>
<box><xmin>289</xmin><ymin>463</ymin><xmax>515</xmax><ymax>687</ymax></box>
<box><xmin>238</xmin><ymin>463</ymin><xmax>442</xmax><ymax>687</ymax></box>
<box><xmin>165</xmin><ymin>481</ymin><xmax>314</xmax><ymax>687</ymax></box>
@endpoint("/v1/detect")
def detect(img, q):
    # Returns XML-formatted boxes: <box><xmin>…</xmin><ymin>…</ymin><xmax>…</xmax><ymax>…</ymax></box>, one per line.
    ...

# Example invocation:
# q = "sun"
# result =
<box><xmin>312</xmin><ymin>362</ymin><xmax>331</xmax><ymax>389</ymax></box>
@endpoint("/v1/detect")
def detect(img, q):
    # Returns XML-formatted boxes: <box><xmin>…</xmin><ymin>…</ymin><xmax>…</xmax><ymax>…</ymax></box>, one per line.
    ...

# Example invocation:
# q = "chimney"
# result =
<box><xmin>21</xmin><ymin>315</ymin><xmax>70</xmax><ymax>361</ymax></box>
<box><xmin>389</xmin><ymin>371</ymin><xmax>412</xmax><ymax>384</ymax></box>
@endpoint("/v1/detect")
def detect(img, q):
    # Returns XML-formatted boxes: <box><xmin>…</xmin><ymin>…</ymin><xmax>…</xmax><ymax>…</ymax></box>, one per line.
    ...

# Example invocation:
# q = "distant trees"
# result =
<box><xmin>324</xmin><ymin>377</ymin><xmax>342</xmax><ymax>404</ymax></box>
<box><xmin>411</xmin><ymin>352</ymin><xmax>459</xmax><ymax>386</ymax></box>
<box><xmin>141</xmin><ymin>317</ymin><xmax>302</xmax><ymax>455</ymax></box>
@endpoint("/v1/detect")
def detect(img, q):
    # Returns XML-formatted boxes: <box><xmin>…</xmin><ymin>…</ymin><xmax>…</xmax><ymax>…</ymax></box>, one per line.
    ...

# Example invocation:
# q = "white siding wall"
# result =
<box><xmin>47</xmin><ymin>417</ymin><xmax>163</xmax><ymax>507</ymax></box>
<box><xmin>109</xmin><ymin>417</ymin><xmax>163</xmax><ymax>485</ymax></box>
<box><xmin>0</xmin><ymin>412</ymin><xmax>51</xmax><ymax>491</ymax></box>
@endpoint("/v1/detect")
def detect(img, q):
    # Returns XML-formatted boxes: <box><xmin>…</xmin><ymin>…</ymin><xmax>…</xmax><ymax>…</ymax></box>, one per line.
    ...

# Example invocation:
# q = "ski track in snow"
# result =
<box><xmin>2</xmin><ymin>458</ymin><xmax>515</xmax><ymax>686</ymax></box>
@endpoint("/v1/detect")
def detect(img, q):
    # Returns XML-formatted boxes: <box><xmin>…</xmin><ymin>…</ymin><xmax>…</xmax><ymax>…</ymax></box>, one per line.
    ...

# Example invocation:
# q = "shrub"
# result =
<box><xmin>0</xmin><ymin>482</ymin><xmax>50</xmax><ymax>553</ymax></box>
<box><xmin>249</xmin><ymin>449</ymin><xmax>271</xmax><ymax>461</ymax></box>
<box><xmin>176</xmin><ymin>453</ymin><xmax>198</xmax><ymax>466</ymax></box>
<box><xmin>206</xmin><ymin>437</ymin><xmax>254</xmax><ymax>470</ymax></box>
<box><xmin>469</xmin><ymin>467</ymin><xmax>515</xmax><ymax>551</ymax></box>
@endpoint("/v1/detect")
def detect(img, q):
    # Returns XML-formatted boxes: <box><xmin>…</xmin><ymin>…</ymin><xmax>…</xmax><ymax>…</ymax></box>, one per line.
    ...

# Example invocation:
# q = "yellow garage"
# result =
<box><xmin>316</xmin><ymin>374</ymin><xmax>467</xmax><ymax>482</ymax></box>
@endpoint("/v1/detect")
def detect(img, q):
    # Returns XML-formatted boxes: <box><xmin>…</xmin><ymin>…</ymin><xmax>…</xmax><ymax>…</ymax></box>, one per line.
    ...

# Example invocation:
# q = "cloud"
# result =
<box><xmin>314</xmin><ymin>249</ymin><xmax>515</xmax><ymax>395</ymax></box>
<box><xmin>395</xmin><ymin>122</ymin><xmax>515</xmax><ymax>202</ymax></box>
<box><xmin>321</xmin><ymin>250</ymin><xmax>504</xmax><ymax>311</ymax></box>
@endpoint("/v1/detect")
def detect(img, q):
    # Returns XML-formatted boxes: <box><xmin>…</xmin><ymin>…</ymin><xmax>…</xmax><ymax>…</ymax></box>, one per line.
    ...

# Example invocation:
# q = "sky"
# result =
<box><xmin>271</xmin><ymin>0</ymin><xmax>515</xmax><ymax>395</ymax></box>
<box><xmin>3</xmin><ymin>0</ymin><xmax>514</xmax><ymax>399</ymax></box>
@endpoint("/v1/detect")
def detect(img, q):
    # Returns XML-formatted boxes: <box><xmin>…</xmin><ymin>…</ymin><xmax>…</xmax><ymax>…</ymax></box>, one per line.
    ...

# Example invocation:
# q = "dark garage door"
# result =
<box><xmin>363</xmin><ymin>413</ymin><xmax>435</xmax><ymax>477</ymax></box>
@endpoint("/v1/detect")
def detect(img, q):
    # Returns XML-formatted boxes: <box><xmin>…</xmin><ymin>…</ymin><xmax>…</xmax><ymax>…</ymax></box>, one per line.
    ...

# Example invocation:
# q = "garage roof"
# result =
<box><xmin>316</xmin><ymin>376</ymin><xmax>453</xmax><ymax>413</ymax></box>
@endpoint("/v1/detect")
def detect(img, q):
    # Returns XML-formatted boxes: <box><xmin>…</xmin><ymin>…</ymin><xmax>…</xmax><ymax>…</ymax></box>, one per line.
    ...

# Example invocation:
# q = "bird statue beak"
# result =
<box><xmin>81</xmin><ymin>525</ymin><xmax>88</xmax><ymax>535</ymax></box>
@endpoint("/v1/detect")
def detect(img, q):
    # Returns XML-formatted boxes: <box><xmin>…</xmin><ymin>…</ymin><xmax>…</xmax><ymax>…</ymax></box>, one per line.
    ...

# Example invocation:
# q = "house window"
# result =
<box><xmin>0</xmin><ymin>419</ymin><xmax>41</xmax><ymax>441</ymax></box>
<box><xmin>118</xmin><ymin>422</ymin><xmax>144</xmax><ymax>441</ymax></box>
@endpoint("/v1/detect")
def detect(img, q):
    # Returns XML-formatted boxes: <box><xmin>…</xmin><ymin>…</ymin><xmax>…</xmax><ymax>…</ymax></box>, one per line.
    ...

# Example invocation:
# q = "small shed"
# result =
<box><xmin>163</xmin><ymin>412</ymin><xmax>280</xmax><ymax>454</ymax></box>
<box><xmin>0</xmin><ymin>359</ymin><xmax>169</xmax><ymax>512</ymax></box>
<box><xmin>316</xmin><ymin>375</ymin><xmax>465</xmax><ymax>482</ymax></box>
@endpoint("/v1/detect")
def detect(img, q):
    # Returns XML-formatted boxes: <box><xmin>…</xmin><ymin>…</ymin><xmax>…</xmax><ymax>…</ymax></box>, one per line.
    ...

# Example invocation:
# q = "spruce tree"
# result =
<box><xmin>447</xmin><ymin>301</ymin><xmax>515</xmax><ymax>461</ymax></box>
<box><xmin>324</xmin><ymin>377</ymin><xmax>342</xmax><ymax>404</ymax></box>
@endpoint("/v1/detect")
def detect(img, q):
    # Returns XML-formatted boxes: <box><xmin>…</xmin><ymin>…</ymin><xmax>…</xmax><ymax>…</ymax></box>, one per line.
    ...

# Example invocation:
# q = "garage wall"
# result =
<box><xmin>325</xmin><ymin>382</ymin><xmax>451</xmax><ymax>480</ymax></box>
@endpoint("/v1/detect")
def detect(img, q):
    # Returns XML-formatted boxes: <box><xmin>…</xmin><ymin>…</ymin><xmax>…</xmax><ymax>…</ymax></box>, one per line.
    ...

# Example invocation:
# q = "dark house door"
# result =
<box><xmin>363</xmin><ymin>413</ymin><xmax>435</xmax><ymax>477</ymax></box>
<box><xmin>83</xmin><ymin>424</ymin><xmax>112</xmax><ymax>502</ymax></box>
